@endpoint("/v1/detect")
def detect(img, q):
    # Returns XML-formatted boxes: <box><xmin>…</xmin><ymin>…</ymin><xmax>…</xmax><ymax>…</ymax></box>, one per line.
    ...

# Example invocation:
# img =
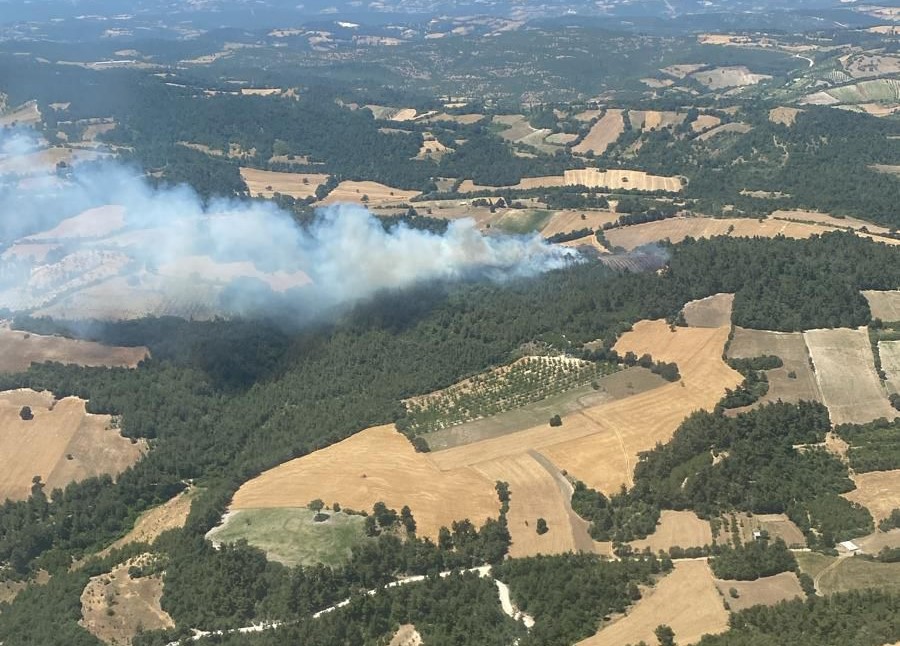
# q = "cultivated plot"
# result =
<box><xmin>572</xmin><ymin>110</ymin><xmax>625</xmax><ymax>156</ymax></box>
<box><xmin>804</xmin><ymin>327</ymin><xmax>897</xmax><ymax>425</ymax></box>
<box><xmin>865</xmin><ymin>290</ymin><xmax>900</xmax><ymax>322</ymax></box>
<box><xmin>682</xmin><ymin>293</ymin><xmax>734</xmax><ymax>328</ymax></box>
<box><xmin>240</xmin><ymin>167</ymin><xmax>329</xmax><ymax>199</ymax></box>
<box><xmin>844</xmin><ymin>470</ymin><xmax>900</xmax><ymax>523</ymax></box>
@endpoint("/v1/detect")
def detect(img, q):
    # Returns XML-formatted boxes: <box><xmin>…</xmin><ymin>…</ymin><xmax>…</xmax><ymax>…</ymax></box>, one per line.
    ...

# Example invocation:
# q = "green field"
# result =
<box><xmin>797</xmin><ymin>553</ymin><xmax>900</xmax><ymax>596</ymax></box>
<box><xmin>208</xmin><ymin>508</ymin><xmax>368</xmax><ymax>568</ymax></box>
<box><xmin>494</xmin><ymin>209</ymin><xmax>553</xmax><ymax>234</ymax></box>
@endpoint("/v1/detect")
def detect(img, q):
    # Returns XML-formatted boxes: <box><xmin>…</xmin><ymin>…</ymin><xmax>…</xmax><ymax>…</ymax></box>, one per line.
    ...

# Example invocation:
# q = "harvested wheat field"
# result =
<box><xmin>540</xmin><ymin>210</ymin><xmax>620</xmax><ymax>238</ymax></box>
<box><xmin>604</xmin><ymin>216</ymin><xmax>844</xmax><ymax>251</ymax></box>
<box><xmin>80</xmin><ymin>555</ymin><xmax>173</xmax><ymax>645</ymax></box>
<box><xmin>28</xmin><ymin>205</ymin><xmax>127</xmax><ymax>240</ymax></box>
<box><xmin>692</xmin><ymin>114</ymin><xmax>722</xmax><ymax>133</ymax></box>
<box><xmin>473</xmin><ymin>451</ymin><xmax>592</xmax><ymax>558</ymax></box>
<box><xmin>726</xmin><ymin>327</ymin><xmax>821</xmax><ymax>407</ymax></box>
<box><xmin>880</xmin><ymin>340</ymin><xmax>900</xmax><ymax>394</ymax></box>
<box><xmin>424</xmin><ymin>113</ymin><xmax>485</xmax><ymax>125</ymax></box>
<box><xmin>864</xmin><ymin>291</ymin><xmax>900</xmax><ymax>322</ymax></box>
<box><xmin>564</xmin><ymin>168</ymin><xmax>683</xmax><ymax>192</ymax></box>
<box><xmin>431</xmin><ymin>321</ymin><xmax>741</xmax><ymax>494</ymax></box>
<box><xmin>231</xmin><ymin>424</ymin><xmax>499</xmax><ymax>540</ymax></box>
<box><xmin>0</xmin><ymin>101</ymin><xmax>41</xmax><ymax>127</ymax></box>
<box><xmin>715</xmin><ymin>572</ymin><xmax>803</xmax><ymax>612</ymax></box>
<box><xmin>804</xmin><ymin>327</ymin><xmax>897</xmax><ymax>425</ymax></box>
<box><xmin>159</xmin><ymin>255</ymin><xmax>311</xmax><ymax>292</ymax></box>
<box><xmin>844</xmin><ymin>470</ymin><xmax>900</xmax><ymax>523</ymax></box>
<box><xmin>857</xmin><ymin>528</ymin><xmax>900</xmax><ymax>554</ymax></box>
<box><xmin>0</xmin><ymin>389</ymin><xmax>146</xmax><ymax>502</ymax></box>
<box><xmin>578</xmin><ymin>560</ymin><xmax>729</xmax><ymax>646</ymax></box>
<box><xmin>630</xmin><ymin>110</ymin><xmax>684</xmax><ymax>131</ymax></box>
<box><xmin>682</xmin><ymin>293</ymin><xmax>734</xmax><ymax>328</ymax></box>
<box><xmin>573</xmin><ymin>109</ymin><xmax>625</xmax><ymax>155</ymax></box>
<box><xmin>101</xmin><ymin>488</ymin><xmax>196</xmax><ymax>556</ymax></box>
<box><xmin>631</xmin><ymin>510</ymin><xmax>713</xmax><ymax>552</ymax></box>
<box><xmin>771</xmin><ymin>209</ymin><xmax>890</xmax><ymax>235</ymax></box>
<box><xmin>691</xmin><ymin>66</ymin><xmax>771</xmax><ymax>90</ymax></box>
<box><xmin>320</xmin><ymin>180</ymin><xmax>420</xmax><ymax>206</ymax></box>
<box><xmin>0</xmin><ymin>323</ymin><xmax>147</xmax><ymax>373</ymax></box>
<box><xmin>240</xmin><ymin>167</ymin><xmax>329</xmax><ymax>199</ymax></box>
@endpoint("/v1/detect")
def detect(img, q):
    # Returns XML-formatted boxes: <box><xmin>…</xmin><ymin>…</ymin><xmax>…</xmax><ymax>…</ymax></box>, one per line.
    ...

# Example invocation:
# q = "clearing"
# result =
<box><xmin>880</xmin><ymin>340</ymin><xmax>900</xmax><ymax>394</ymax></box>
<box><xmin>690</xmin><ymin>66</ymin><xmax>771</xmax><ymax>90</ymax></box>
<box><xmin>0</xmin><ymin>389</ymin><xmax>146</xmax><ymax>502</ymax></box>
<box><xmin>577</xmin><ymin>560</ymin><xmax>728</xmax><ymax>646</ymax></box>
<box><xmin>844</xmin><ymin>470</ymin><xmax>900</xmax><ymax>523</ymax></box>
<box><xmin>732</xmin><ymin>513</ymin><xmax>807</xmax><ymax>548</ymax></box>
<box><xmin>230</xmin><ymin>424</ymin><xmax>500</xmax><ymax>541</ymax></box>
<box><xmin>473</xmin><ymin>451</ymin><xmax>593</xmax><ymax>558</ymax></box>
<box><xmin>100</xmin><ymin>488</ymin><xmax>196</xmax><ymax>556</ymax></box>
<box><xmin>207</xmin><ymin>507</ymin><xmax>368</xmax><ymax>567</ymax></box>
<box><xmin>572</xmin><ymin>109</ymin><xmax>625</xmax><ymax>156</ymax></box>
<box><xmin>714</xmin><ymin>572</ymin><xmax>803</xmax><ymax>612</ymax></box>
<box><xmin>692</xmin><ymin>114</ymin><xmax>722</xmax><ymax>133</ymax></box>
<box><xmin>80</xmin><ymin>554</ymin><xmax>173</xmax><ymax>645</ymax></box>
<box><xmin>726</xmin><ymin>328</ymin><xmax>822</xmax><ymax>407</ymax></box>
<box><xmin>682</xmin><ymin>293</ymin><xmax>734</xmax><ymax>328</ymax></box>
<box><xmin>239</xmin><ymin>167</ymin><xmax>329</xmax><ymax>199</ymax></box>
<box><xmin>804</xmin><ymin>327</ymin><xmax>897</xmax><ymax>425</ymax></box>
<box><xmin>864</xmin><ymin>291</ymin><xmax>900</xmax><ymax>322</ymax></box>
<box><xmin>630</xmin><ymin>510</ymin><xmax>713</xmax><ymax>552</ymax></box>
<box><xmin>540</xmin><ymin>211</ymin><xmax>620</xmax><ymax>238</ymax></box>
<box><xmin>389</xmin><ymin>625</ymin><xmax>423</xmax><ymax>646</ymax></box>
<box><xmin>319</xmin><ymin>180</ymin><xmax>420</xmax><ymax>206</ymax></box>
<box><xmin>629</xmin><ymin>110</ymin><xmax>684</xmax><ymax>131</ymax></box>
<box><xmin>769</xmin><ymin>107</ymin><xmax>802</xmax><ymax>126</ymax></box>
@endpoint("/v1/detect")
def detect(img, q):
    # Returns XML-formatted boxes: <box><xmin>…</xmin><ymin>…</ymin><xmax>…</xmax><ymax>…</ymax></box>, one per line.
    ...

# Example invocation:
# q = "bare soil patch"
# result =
<box><xmin>726</xmin><ymin>327</ymin><xmax>821</xmax><ymax>407</ymax></box>
<box><xmin>682</xmin><ymin>293</ymin><xmax>734</xmax><ymax>328</ymax></box>
<box><xmin>864</xmin><ymin>291</ymin><xmax>900</xmax><ymax>322</ymax></box>
<box><xmin>630</xmin><ymin>510</ymin><xmax>713</xmax><ymax>552</ymax></box>
<box><xmin>240</xmin><ymin>167</ymin><xmax>329</xmax><ymax>199</ymax></box>
<box><xmin>578</xmin><ymin>560</ymin><xmax>728</xmax><ymax>646</ymax></box>
<box><xmin>0</xmin><ymin>389</ymin><xmax>146</xmax><ymax>502</ymax></box>
<box><xmin>80</xmin><ymin>555</ymin><xmax>173</xmax><ymax>645</ymax></box>
<box><xmin>390</xmin><ymin>625</ymin><xmax>423</xmax><ymax>646</ymax></box>
<box><xmin>844</xmin><ymin>470</ymin><xmax>900</xmax><ymax>523</ymax></box>
<box><xmin>804</xmin><ymin>327</ymin><xmax>897</xmax><ymax>425</ymax></box>
<box><xmin>691</xmin><ymin>66</ymin><xmax>771</xmax><ymax>90</ymax></box>
<box><xmin>715</xmin><ymin>572</ymin><xmax>803</xmax><ymax>612</ymax></box>
<box><xmin>856</xmin><ymin>528</ymin><xmax>900</xmax><ymax>554</ymax></box>
<box><xmin>231</xmin><ymin>424</ymin><xmax>500</xmax><ymax>541</ymax></box>
<box><xmin>661</xmin><ymin>64</ymin><xmax>705</xmax><ymax>79</ymax></box>
<box><xmin>0</xmin><ymin>323</ymin><xmax>147</xmax><ymax>373</ymax></box>
<box><xmin>692</xmin><ymin>114</ymin><xmax>722</xmax><ymax>133</ymax></box>
<box><xmin>573</xmin><ymin>110</ymin><xmax>625</xmax><ymax>156</ymax></box>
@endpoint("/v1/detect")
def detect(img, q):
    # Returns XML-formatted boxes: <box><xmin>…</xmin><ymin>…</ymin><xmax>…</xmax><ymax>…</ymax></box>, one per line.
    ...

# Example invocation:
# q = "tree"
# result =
<box><xmin>19</xmin><ymin>406</ymin><xmax>33</xmax><ymax>421</ymax></box>
<box><xmin>308</xmin><ymin>499</ymin><xmax>324</xmax><ymax>513</ymax></box>
<box><xmin>549</xmin><ymin>415</ymin><xmax>562</xmax><ymax>427</ymax></box>
<box><xmin>655</xmin><ymin>624</ymin><xmax>676</xmax><ymax>646</ymax></box>
<box><xmin>536</xmin><ymin>518</ymin><xmax>549</xmax><ymax>535</ymax></box>
<box><xmin>400</xmin><ymin>505</ymin><xmax>417</xmax><ymax>535</ymax></box>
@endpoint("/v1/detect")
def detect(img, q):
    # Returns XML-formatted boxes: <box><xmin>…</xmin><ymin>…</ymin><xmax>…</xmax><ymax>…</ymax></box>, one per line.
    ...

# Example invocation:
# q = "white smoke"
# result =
<box><xmin>0</xmin><ymin>128</ymin><xmax>578</xmax><ymax>320</ymax></box>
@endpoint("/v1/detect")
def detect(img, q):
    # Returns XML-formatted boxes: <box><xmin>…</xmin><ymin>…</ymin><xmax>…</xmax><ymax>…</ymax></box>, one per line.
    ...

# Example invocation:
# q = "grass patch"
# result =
<box><xmin>208</xmin><ymin>508</ymin><xmax>368</xmax><ymax>567</ymax></box>
<box><xmin>494</xmin><ymin>209</ymin><xmax>552</xmax><ymax>234</ymax></box>
<box><xmin>817</xmin><ymin>557</ymin><xmax>900</xmax><ymax>595</ymax></box>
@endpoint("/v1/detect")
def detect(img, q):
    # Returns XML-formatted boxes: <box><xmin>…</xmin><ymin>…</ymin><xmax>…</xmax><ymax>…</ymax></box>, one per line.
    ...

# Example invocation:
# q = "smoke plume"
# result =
<box><xmin>0</xmin><ymin>129</ymin><xmax>578</xmax><ymax>321</ymax></box>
